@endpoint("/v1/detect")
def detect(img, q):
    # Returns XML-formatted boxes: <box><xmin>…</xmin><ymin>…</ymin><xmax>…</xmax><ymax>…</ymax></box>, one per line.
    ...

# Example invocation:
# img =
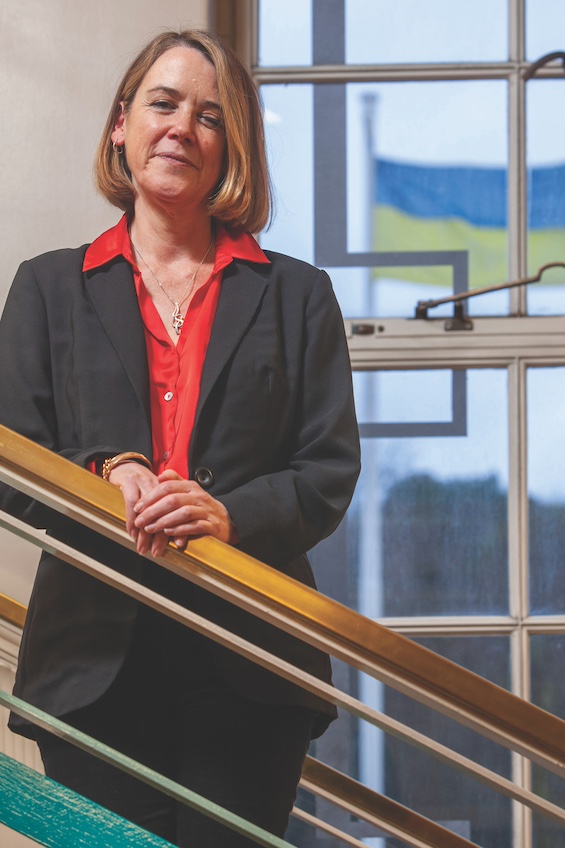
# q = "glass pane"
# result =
<box><xmin>530</xmin><ymin>634</ymin><xmax>565</xmax><ymax>848</ymax></box>
<box><xmin>258</xmin><ymin>0</ymin><xmax>508</xmax><ymax>67</ymax></box>
<box><xmin>261</xmin><ymin>81</ymin><xmax>509</xmax><ymax>319</ymax></box>
<box><xmin>358</xmin><ymin>370</ymin><xmax>454</xmax><ymax>424</ymax></box>
<box><xmin>528</xmin><ymin>367</ymin><xmax>565</xmax><ymax>614</ymax></box>
<box><xmin>262</xmin><ymin>84</ymin><xmax>315</xmax><ymax>263</ymax></box>
<box><xmin>526</xmin><ymin>80</ymin><xmax>565</xmax><ymax>315</ymax></box>
<box><xmin>526</xmin><ymin>0</ymin><xmax>565</xmax><ymax>61</ymax></box>
<box><xmin>359</xmin><ymin>637</ymin><xmax>512</xmax><ymax>848</ymax></box>
<box><xmin>318</xmin><ymin>369</ymin><xmax>509</xmax><ymax>617</ymax></box>
<box><xmin>258</xmin><ymin>0</ymin><xmax>312</xmax><ymax>66</ymax></box>
<box><xmin>346</xmin><ymin>0</ymin><xmax>508</xmax><ymax>64</ymax></box>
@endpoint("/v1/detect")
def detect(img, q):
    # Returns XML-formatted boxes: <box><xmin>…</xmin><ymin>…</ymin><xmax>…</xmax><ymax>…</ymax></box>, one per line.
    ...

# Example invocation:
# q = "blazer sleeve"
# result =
<box><xmin>217</xmin><ymin>268</ymin><xmax>361</xmax><ymax>566</ymax></box>
<box><xmin>0</xmin><ymin>259</ymin><xmax>126</xmax><ymax>528</ymax></box>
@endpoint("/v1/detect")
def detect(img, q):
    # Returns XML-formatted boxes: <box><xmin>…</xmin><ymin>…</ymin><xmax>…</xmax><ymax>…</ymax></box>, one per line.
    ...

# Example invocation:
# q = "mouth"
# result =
<box><xmin>157</xmin><ymin>152</ymin><xmax>194</xmax><ymax>167</ymax></box>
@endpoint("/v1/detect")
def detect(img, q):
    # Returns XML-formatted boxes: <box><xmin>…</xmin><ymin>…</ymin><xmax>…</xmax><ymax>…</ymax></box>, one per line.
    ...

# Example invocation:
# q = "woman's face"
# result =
<box><xmin>112</xmin><ymin>46</ymin><xmax>225</xmax><ymax>215</ymax></box>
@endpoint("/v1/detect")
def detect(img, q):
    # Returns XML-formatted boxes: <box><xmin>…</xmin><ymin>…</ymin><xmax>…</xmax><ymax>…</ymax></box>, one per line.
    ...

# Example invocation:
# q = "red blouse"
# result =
<box><xmin>83</xmin><ymin>215</ymin><xmax>269</xmax><ymax>479</ymax></box>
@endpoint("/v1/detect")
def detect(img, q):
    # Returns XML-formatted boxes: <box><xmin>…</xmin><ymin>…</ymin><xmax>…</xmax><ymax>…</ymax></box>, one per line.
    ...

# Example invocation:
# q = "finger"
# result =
<box><xmin>163</xmin><ymin>518</ymin><xmax>216</xmax><ymax>539</ymax></box>
<box><xmin>134</xmin><ymin>490</ymin><xmax>208</xmax><ymax>529</ymax></box>
<box><xmin>134</xmin><ymin>480</ymin><xmax>199</xmax><ymax>515</ymax></box>
<box><xmin>150</xmin><ymin>531</ymin><xmax>171</xmax><ymax>558</ymax></box>
<box><xmin>122</xmin><ymin>487</ymin><xmax>144</xmax><ymax>537</ymax></box>
<box><xmin>107</xmin><ymin>463</ymin><xmax>160</xmax><ymax>537</ymax></box>
<box><xmin>136</xmin><ymin>526</ymin><xmax>153</xmax><ymax>556</ymax></box>
<box><xmin>157</xmin><ymin>469</ymin><xmax>184</xmax><ymax>483</ymax></box>
<box><xmin>162</xmin><ymin>499</ymin><xmax>234</xmax><ymax>543</ymax></box>
<box><xmin>151</xmin><ymin>491</ymin><xmax>214</xmax><ymax>527</ymax></box>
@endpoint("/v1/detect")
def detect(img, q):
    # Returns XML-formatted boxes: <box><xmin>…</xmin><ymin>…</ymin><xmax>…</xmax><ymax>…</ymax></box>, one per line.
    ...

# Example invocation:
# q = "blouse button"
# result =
<box><xmin>164</xmin><ymin>391</ymin><xmax>174</xmax><ymax>402</ymax></box>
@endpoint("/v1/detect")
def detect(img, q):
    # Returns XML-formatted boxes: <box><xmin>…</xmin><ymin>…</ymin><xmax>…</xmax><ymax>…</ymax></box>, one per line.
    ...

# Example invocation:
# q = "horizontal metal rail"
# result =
<box><xmin>1</xmin><ymin>514</ymin><xmax>565</xmax><ymax>834</ymax></box>
<box><xmin>301</xmin><ymin>758</ymin><xmax>477</xmax><ymax>848</ymax></box>
<box><xmin>290</xmin><ymin>809</ymin><xmax>373</xmax><ymax>848</ymax></box>
<box><xmin>1</xmin><ymin>424</ymin><xmax>564</xmax><ymax>779</ymax></box>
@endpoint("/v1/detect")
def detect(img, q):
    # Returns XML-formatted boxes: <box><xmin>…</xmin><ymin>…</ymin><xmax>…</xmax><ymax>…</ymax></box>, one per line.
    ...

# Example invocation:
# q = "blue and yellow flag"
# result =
<box><xmin>373</xmin><ymin>158</ymin><xmax>565</xmax><ymax>286</ymax></box>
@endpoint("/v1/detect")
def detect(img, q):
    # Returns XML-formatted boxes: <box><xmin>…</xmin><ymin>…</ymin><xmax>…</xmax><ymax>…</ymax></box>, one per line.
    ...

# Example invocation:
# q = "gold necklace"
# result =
<box><xmin>131</xmin><ymin>238</ymin><xmax>214</xmax><ymax>335</ymax></box>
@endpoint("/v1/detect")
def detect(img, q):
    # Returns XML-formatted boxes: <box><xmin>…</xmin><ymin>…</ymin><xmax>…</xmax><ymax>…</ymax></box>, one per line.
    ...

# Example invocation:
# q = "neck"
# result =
<box><xmin>129</xmin><ymin>200</ymin><xmax>214</xmax><ymax>264</ymax></box>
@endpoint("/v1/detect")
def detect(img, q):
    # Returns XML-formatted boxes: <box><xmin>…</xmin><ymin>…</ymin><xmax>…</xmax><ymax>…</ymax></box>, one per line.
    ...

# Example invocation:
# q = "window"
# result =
<box><xmin>219</xmin><ymin>2</ymin><xmax>565</xmax><ymax>844</ymax></box>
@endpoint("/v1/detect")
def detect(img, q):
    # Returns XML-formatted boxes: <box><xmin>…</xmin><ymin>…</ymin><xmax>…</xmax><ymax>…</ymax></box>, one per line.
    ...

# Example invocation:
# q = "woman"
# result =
<box><xmin>0</xmin><ymin>29</ymin><xmax>360</xmax><ymax>847</ymax></box>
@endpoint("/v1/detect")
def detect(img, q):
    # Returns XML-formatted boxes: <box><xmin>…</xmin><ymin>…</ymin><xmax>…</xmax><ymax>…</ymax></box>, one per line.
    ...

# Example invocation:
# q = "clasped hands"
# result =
<box><xmin>108</xmin><ymin>463</ymin><xmax>238</xmax><ymax>557</ymax></box>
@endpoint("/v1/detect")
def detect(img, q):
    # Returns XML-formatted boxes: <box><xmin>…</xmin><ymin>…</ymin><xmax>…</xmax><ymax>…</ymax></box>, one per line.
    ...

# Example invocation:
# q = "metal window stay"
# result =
<box><xmin>415</xmin><ymin>262</ymin><xmax>565</xmax><ymax>328</ymax></box>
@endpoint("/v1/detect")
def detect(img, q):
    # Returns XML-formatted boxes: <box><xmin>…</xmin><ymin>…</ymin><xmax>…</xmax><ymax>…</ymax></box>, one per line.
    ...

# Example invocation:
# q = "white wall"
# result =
<box><xmin>0</xmin><ymin>0</ymin><xmax>210</xmax><ymax>308</ymax></box>
<box><xmin>0</xmin><ymin>3</ymin><xmax>210</xmax><ymax>844</ymax></box>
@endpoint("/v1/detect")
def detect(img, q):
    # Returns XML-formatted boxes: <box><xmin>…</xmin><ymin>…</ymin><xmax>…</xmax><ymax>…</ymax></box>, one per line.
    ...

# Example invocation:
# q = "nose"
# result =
<box><xmin>169</xmin><ymin>108</ymin><xmax>195</xmax><ymax>142</ymax></box>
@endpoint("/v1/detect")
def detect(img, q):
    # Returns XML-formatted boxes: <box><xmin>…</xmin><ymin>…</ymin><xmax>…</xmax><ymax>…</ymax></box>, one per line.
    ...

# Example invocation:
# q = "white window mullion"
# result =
<box><xmin>511</xmin><ymin>358</ymin><xmax>529</xmax><ymax>626</ymax></box>
<box><xmin>516</xmin><ymin>625</ymin><xmax>534</xmax><ymax>848</ymax></box>
<box><xmin>507</xmin><ymin>54</ymin><xmax>528</xmax><ymax>315</ymax></box>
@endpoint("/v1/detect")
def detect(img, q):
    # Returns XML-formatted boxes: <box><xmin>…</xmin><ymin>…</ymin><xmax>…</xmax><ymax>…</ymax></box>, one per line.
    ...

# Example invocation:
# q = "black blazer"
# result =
<box><xmin>0</xmin><ymin>240</ymin><xmax>360</xmax><ymax>739</ymax></box>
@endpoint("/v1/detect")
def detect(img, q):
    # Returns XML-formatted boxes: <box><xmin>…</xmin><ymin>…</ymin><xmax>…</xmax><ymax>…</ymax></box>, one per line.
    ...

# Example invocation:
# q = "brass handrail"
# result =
<box><xmin>0</xmin><ymin>593</ymin><xmax>25</xmax><ymax>629</ymax></box>
<box><xmin>1</xmin><ymin>422</ymin><xmax>565</xmax><ymax>784</ymax></box>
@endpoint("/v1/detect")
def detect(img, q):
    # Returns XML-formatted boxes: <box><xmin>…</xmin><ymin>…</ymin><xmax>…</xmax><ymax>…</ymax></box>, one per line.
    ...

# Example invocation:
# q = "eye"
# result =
<box><xmin>150</xmin><ymin>99</ymin><xmax>175</xmax><ymax>111</ymax></box>
<box><xmin>199</xmin><ymin>113</ymin><xmax>223</xmax><ymax>130</ymax></box>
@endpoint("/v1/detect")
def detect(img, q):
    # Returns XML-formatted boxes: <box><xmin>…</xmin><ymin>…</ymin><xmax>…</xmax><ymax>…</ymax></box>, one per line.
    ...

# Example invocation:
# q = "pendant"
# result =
<box><xmin>172</xmin><ymin>304</ymin><xmax>184</xmax><ymax>335</ymax></box>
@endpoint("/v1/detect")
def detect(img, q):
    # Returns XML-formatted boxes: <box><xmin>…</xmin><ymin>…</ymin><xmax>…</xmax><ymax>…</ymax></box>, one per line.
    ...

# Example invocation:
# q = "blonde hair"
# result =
<box><xmin>95</xmin><ymin>29</ymin><xmax>271</xmax><ymax>232</ymax></box>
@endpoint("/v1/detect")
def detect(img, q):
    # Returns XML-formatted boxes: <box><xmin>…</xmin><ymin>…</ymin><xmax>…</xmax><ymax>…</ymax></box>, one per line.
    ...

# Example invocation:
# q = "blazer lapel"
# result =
<box><xmin>196</xmin><ymin>261</ymin><xmax>268</xmax><ymax>418</ymax></box>
<box><xmin>84</xmin><ymin>259</ymin><xmax>150</xmax><ymax>420</ymax></box>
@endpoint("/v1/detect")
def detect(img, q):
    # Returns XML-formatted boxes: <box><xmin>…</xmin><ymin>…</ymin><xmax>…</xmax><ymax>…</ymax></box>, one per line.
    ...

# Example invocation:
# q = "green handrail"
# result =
<box><xmin>0</xmin><ymin>752</ymin><xmax>175</xmax><ymax>847</ymax></box>
<box><xmin>1</xmin><ymin>691</ymin><xmax>297</xmax><ymax>848</ymax></box>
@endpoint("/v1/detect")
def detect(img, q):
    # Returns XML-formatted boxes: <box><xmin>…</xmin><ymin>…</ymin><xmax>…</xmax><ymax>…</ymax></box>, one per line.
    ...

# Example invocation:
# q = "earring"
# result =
<box><xmin>112</xmin><ymin>142</ymin><xmax>124</xmax><ymax>155</ymax></box>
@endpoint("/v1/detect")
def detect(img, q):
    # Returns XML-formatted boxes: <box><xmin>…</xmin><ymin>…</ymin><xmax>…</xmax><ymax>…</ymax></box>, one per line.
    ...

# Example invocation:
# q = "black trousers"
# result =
<box><xmin>35</xmin><ymin>605</ymin><xmax>314</xmax><ymax>847</ymax></box>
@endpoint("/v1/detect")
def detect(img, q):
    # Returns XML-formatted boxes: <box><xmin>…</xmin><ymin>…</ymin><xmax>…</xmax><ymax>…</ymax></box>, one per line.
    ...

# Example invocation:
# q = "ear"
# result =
<box><xmin>111</xmin><ymin>102</ymin><xmax>126</xmax><ymax>145</ymax></box>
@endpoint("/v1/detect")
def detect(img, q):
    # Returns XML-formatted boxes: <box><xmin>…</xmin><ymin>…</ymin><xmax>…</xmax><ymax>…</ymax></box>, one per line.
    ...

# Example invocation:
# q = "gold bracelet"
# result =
<box><xmin>101</xmin><ymin>452</ymin><xmax>152</xmax><ymax>481</ymax></box>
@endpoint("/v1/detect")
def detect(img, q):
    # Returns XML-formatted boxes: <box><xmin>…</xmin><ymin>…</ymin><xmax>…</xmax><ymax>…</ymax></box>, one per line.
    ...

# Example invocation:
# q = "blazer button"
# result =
<box><xmin>194</xmin><ymin>467</ymin><xmax>214</xmax><ymax>488</ymax></box>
